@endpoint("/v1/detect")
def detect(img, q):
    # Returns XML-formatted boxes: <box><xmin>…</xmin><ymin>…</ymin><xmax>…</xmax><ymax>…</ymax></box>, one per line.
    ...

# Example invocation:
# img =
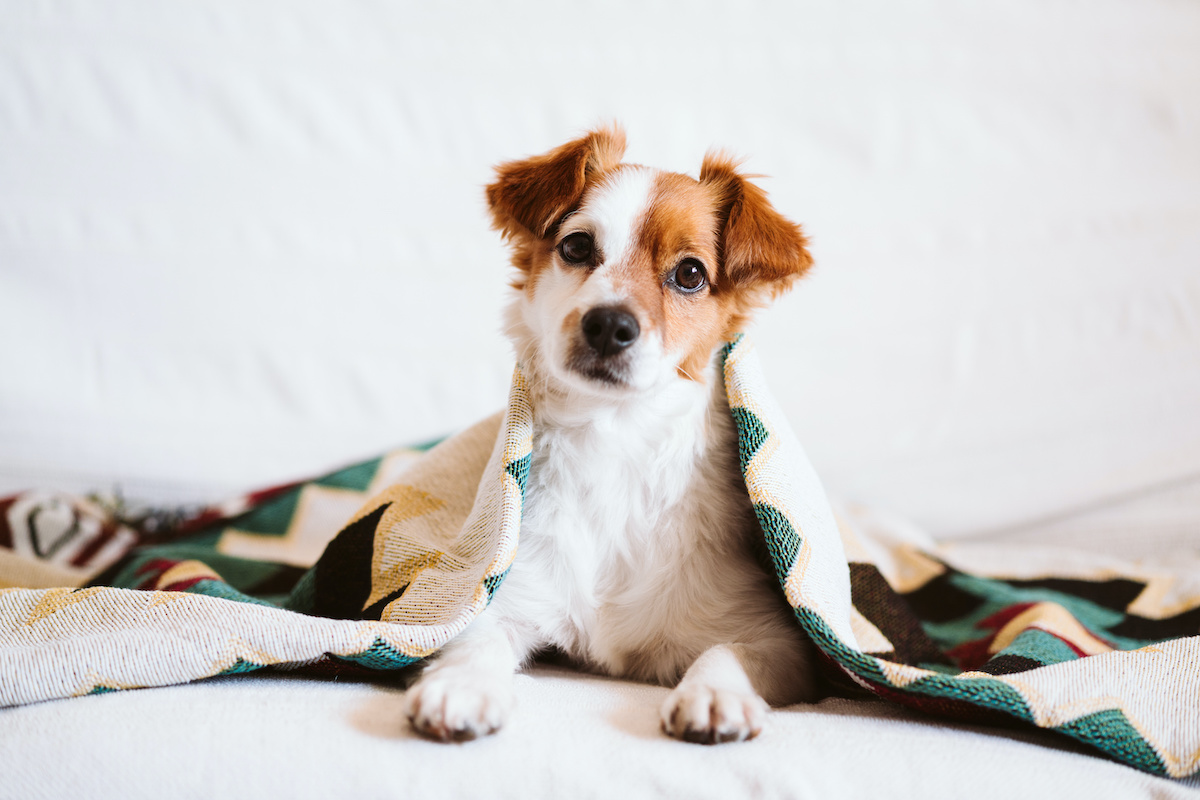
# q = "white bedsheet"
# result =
<box><xmin>4</xmin><ymin>666</ymin><xmax>1198</xmax><ymax>800</ymax></box>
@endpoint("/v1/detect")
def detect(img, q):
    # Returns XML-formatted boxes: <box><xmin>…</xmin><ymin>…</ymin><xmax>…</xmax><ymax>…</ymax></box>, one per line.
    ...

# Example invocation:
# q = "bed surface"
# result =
<box><xmin>6</xmin><ymin>666</ymin><xmax>1198</xmax><ymax>800</ymax></box>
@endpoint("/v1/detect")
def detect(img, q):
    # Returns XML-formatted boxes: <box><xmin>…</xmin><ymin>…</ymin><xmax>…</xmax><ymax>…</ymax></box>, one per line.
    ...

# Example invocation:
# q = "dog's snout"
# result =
<box><xmin>581</xmin><ymin>307</ymin><xmax>639</xmax><ymax>357</ymax></box>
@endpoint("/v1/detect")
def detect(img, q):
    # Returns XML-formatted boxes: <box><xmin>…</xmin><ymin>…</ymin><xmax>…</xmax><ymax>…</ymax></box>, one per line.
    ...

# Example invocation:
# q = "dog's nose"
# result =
<box><xmin>581</xmin><ymin>307</ymin><xmax>639</xmax><ymax>356</ymax></box>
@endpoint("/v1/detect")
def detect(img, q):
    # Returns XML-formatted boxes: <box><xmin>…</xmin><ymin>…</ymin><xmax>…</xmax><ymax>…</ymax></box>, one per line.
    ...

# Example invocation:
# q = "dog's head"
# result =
<box><xmin>488</xmin><ymin>125</ymin><xmax>811</xmax><ymax>395</ymax></box>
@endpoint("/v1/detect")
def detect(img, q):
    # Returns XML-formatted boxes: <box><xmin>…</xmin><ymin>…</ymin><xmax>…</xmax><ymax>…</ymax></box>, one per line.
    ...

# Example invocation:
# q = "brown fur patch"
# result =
<box><xmin>698</xmin><ymin>153</ymin><xmax>813</xmax><ymax>290</ymax></box>
<box><xmin>700</xmin><ymin>153</ymin><xmax>814</xmax><ymax>343</ymax></box>
<box><xmin>511</xmin><ymin>237</ymin><xmax>557</xmax><ymax>294</ymax></box>
<box><xmin>627</xmin><ymin>173</ymin><xmax>728</xmax><ymax>382</ymax></box>
<box><xmin>650</xmin><ymin>177</ymin><xmax>724</xmax><ymax>382</ymax></box>
<box><xmin>560</xmin><ymin>307</ymin><xmax>583</xmax><ymax>339</ymax></box>
<box><xmin>486</xmin><ymin>125</ymin><xmax>626</xmax><ymax>244</ymax></box>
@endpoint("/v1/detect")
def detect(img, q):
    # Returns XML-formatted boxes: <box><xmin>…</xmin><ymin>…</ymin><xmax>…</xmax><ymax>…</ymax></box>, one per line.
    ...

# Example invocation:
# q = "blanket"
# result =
<box><xmin>1</xmin><ymin>336</ymin><xmax>1197</xmax><ymax>778</ymax></box>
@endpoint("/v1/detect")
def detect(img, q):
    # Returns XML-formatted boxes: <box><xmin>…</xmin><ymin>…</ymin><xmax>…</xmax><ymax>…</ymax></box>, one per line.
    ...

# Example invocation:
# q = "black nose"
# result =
<box><xmin>581</xmin><ymin>307</ymin><xmax>640</xmax><ymax>356</ymax></box>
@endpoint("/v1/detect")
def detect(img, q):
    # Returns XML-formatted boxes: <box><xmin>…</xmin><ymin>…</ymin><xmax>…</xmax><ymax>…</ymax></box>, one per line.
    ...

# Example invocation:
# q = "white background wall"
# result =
<box><xmin>2</xmin><ymin>0</ymin><xmax>1198</xmax><ymax>540</ymax></box>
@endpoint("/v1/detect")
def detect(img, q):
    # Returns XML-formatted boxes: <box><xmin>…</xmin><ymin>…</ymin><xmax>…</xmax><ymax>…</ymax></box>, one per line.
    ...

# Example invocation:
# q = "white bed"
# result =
<box><xmin>5</xmin><ymin>663</ymin><xmax>1198</xmax><ymax>799</ymax></box>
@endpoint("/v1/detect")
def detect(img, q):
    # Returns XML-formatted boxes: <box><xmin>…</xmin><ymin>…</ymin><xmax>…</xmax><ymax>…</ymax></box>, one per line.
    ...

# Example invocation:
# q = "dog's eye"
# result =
<box><xmin>671</xmin><ymin>259</ymin><xmax>708</xmax><ymax>293</ymax></box>
<box><xmin>558</xmin><ymin>232</ymin><xmax>594</xmax><ymax>264</ymax></box>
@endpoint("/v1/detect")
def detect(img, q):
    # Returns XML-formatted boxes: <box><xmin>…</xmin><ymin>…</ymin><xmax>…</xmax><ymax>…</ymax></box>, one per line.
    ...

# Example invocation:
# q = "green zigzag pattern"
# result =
<box><xmin>231</xmin><ymin>489</ymin><xmax>303</xmax><ymax>536</ymax></box>
<box><xmin>217</xmin><ymin>658</ymin><xmax>264</xmax><ymax>676</ymax></box>
<box><xmin>334</xmin><ymin>637</ymin><xmax>420</xmax><ymax>670</ymax></box>
<box><xmin>718</xmin><ymin>338</ymin><xmax>1168</xmax><ymax>776</ymax></box>
<box><xmin>1058</xmin><ymin>708</ymin><xmax>1166</xmax><ymax>775</ymax></box>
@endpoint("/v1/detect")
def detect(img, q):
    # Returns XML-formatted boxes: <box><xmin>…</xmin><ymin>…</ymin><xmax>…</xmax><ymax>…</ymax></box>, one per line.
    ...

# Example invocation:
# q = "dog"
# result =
<box><xmin>403</xmin><ymin>125</ymin><xmax>818</xmax><ymax>744</ymax></box>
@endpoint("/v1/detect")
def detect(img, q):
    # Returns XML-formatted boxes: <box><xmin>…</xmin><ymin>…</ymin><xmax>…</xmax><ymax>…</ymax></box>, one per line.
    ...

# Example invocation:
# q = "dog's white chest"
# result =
<box><xmin>520</xmin><ymin>447</ymin><xmax>690</xmax><ymax>659</ymax></box>
<box><xmin>493</xmin><ymin>393</ymin><xmax>758</xmax><ymax>681</ymax></box>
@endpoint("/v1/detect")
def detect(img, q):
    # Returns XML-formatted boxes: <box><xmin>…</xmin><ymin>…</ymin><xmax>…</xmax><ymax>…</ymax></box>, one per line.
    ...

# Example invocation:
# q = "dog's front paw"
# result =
<box><xmin>404</xmin><ymin>670</ymin><xmax>514</xmax><ymax>742</ymax></box>
<box><xmin>660</xmin><ymin>683</ymin><xmax>768</xmax><ymax>744</ymax></box>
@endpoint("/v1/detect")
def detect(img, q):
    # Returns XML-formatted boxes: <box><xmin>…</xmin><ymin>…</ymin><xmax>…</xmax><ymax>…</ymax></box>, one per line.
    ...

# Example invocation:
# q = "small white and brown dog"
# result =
<box><xmin>403</xmin><ymin>125</ymin><xmax>818</xmax><ymax>744</ymax></box>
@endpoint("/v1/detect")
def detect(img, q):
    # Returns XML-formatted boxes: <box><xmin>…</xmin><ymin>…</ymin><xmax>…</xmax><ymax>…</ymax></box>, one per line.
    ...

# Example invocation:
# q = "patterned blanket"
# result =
<box><xmin>1</xmin><ymin>336</ymin><xmax>1197</xmax><ymax>778</ymax></box>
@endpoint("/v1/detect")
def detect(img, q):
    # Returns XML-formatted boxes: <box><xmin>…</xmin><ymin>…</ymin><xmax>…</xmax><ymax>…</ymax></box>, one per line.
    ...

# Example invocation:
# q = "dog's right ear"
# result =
<box><xmin>486</xmin><ymin>126</ymin><xmax>627</xmax><ymax>240</ymax></box>
<box><xmin>699</xmin><ymin>152</ymin><xmax>813</xmax><ymax>294</ymax></box>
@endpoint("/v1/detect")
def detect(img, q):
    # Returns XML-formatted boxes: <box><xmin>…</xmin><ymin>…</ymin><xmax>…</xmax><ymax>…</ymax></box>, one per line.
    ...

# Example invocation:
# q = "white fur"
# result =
<box><xmin>405</xmin><ymin>168</ymin><xmax>816</xmax><ymax>744</ymax></box>
<box><xmin>569</xmin><ymin>166</ymin><xmax>656</xmax><ymax>268</ymax></box>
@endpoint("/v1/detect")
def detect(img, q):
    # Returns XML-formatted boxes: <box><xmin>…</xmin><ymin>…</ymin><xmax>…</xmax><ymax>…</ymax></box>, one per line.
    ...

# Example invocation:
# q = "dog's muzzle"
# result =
<box><xmin>581</xmin><ymin>307</ymin><xmax>639</xmax><ymax>357</ymax></box>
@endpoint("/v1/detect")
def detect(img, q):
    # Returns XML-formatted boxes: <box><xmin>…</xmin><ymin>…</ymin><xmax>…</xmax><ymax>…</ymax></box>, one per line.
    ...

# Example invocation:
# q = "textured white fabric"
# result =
<box><xmin>3</xmin><ymin>667</ymin><xmax>1197</xmax><ymax>799</ymax></box>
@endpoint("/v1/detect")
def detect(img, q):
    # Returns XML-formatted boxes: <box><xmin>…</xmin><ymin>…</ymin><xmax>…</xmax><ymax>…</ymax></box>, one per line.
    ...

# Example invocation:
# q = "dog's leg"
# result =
<box><xmin>660</xmin><ymin>638</ymin><xmax>815</xmax><ymax>744</ymax></box>
<box><xmin>403</xmin><ymin>614</ymin><xmax>526</xmax><ymax>741</ymax></box>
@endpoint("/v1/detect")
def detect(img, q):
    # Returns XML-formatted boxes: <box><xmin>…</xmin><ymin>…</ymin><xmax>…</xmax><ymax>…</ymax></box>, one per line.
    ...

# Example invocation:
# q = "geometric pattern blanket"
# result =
<box><xmin>1</xmin><ymin>336</ymin><xmax>1197</xmax><ymax>778</ymax></box>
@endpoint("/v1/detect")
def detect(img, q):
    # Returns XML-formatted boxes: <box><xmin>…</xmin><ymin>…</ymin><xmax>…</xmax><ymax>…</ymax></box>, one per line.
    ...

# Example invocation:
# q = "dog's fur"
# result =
<box><xmin>403</xmin><ymin>126</ymin><xmax>818</xmax><ymax>744</ymax></box>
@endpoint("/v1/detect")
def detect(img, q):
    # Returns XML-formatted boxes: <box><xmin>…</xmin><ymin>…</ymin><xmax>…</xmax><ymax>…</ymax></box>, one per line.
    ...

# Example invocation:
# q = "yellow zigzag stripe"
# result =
<box><xmin>25</xmin><ymin>587</ymin><xmax>107</xmax><ymax>627</ymax></box>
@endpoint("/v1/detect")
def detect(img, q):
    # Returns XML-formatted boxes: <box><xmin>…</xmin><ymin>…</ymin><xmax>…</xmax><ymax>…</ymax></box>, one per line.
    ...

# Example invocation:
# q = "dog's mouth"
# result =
<box><xmin>564</xmin><ymin>343</ymin><xmax>633</xmax><ymax>387</ymax></box>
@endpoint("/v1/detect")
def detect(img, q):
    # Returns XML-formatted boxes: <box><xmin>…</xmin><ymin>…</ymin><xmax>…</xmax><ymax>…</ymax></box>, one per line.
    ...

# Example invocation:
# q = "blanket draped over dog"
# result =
<box><xmin>1</xmin><ymin>337</ymin><xmax>1198</xmax><ymax>778</ymax></box>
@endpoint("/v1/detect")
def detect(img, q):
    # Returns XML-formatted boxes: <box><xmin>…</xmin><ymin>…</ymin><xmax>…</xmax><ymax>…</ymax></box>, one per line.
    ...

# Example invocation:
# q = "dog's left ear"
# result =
<box><xmin>487</xmin><ymin>126</ymin><xmax>627</xmax><ymax>240</ymax></box>
<box><xmin>700</xmin><ymin>153</ymin><xmax>813</xmax><ymax>294</ymax></box>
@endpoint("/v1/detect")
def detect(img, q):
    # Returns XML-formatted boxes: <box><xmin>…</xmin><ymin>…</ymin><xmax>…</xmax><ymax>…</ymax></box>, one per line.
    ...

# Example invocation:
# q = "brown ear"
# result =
<box><xmin>700</xmin><ymin>153</ymin><xmax>812</xmax><ymax>292</ymax></box>
<box><xmin>486</xmin><ymin>125</ymin><xmax>627</xmax><ymax>239</ymax></box>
